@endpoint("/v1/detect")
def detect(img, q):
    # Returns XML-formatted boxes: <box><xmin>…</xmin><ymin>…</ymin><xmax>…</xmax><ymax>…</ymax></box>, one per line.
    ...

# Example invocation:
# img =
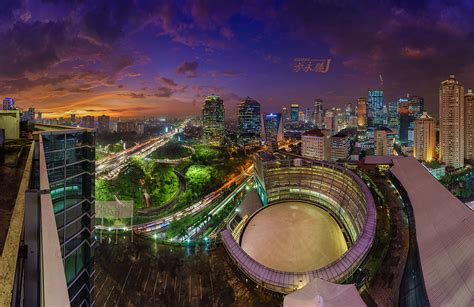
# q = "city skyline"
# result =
<box><xmin>3</xmin><ymin>1</ymin><xmax>474</xmax><ymax>118</ymax></box>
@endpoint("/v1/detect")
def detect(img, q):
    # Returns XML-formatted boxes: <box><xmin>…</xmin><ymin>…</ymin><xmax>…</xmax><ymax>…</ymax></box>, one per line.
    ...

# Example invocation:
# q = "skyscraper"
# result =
<box><xmin>81</xmin><ymin>115</ymin><xmax>95</xmax><ymax>128</ymax></box>
<box><xmin>290</xmin><ymin>104</ymin><xmax>299</xmax><ymax>122</ymax></box>
<box><xmin>399</xmin><ymin>95</ymin><xmax>424</xmax><ymax>146</ymax></box>
<box><xmin>357</xmin><ymin>97</ymin><xmax>367</xmax><ymax>131</ymax></box>
<box><xmin>98</xmin><ymin>115</ymin><xmax>110</xmax><ymax>134</ymax></box>
<box><xmin>70</xmin><ymin>113</ymin><xmax>76</xmax><ymax>124</ymax></box>
<box><xmin>314</xmin><ymin>99</ymin><xmax>323</xmax><ymax>127</ymax></box>
<box><xmin>202</xmin><ymin>95</ymin><xmax>225</xmax><ymax>146</ymax></box>
<box><xmin>304</xmin><ymin>108</ymin><xmax>314</xmax><ymax>123</ymax></box>
<box><xmin>367</xmin><ymin>90</ymin><xmax>384</xmax><ymax>131</ymax></box>
<box><xmin>413</xmin><ymin>112</ymin><xmax>436</xmax><ymax>162</ymax></box>
<box><xmin>439</xmin><ymin>75</ymin><xmax>464</xmax><ymax>169</ymax></box>
<box><xmin>281</xmin><ymin>107</ymin><xmax>288</xmax><ymax>122</ymax></box>
<box><xmin>387</xmin><ymin>101</ymin><xmax>400</xmax><ymax>137</ymax></box>
<box><xmin>324</xmin><ymin>110</ymin><xmax>335</xmax><ymax>133</ymax></box>
<box><xmin>465</xmin><ymin>88</ymin><xmax>474</xmax><ymax>161</ymax></box>
<box><xmin>262</xmin><ymin>112</ymin><xmax>283</xmax><ymax>150</ymax></box>
<box><xmin>237</xmin><ymin>97</ymin><xmax>261</xmax><ymax>144</ymax></box>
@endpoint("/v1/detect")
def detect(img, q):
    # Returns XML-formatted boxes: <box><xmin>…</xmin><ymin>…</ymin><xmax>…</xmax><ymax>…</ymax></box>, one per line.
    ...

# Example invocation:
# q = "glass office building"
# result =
<box><xmin>399</xmin><ymin>96</ymin><xmax>424</xmax><ymax>146</ymax></box>
<box><xmin>367</xmin><ymin>90</ymin><xmax>384</xmax><ymax>132</ymax></box>
<box><xmin>263</xmin><ymin>113</ymin><xmax>283</xmax><ymax>150</ymax></box>
<box><xmin>290</xmin><ymin>104</ymin><xmax>299</xmax><ymax>122</ymax></box>
<box><xmin>237</xmin><ymin>97</ymin><xmax>261</xmax><ymax>144</ymax></box>
<box><xmin>388</xmin><ymin>101</ymin><xmax>400</xmax><ymax>138</ymax></box>
<box><xmin>202</xmin><ymin>95</ymin><xmax>225</xmax><ymax>146</ymax></box>
<box><xmin>40</xmin><ymin>126</ymin><xmax>96</xmax><ymax>306</ymax></box>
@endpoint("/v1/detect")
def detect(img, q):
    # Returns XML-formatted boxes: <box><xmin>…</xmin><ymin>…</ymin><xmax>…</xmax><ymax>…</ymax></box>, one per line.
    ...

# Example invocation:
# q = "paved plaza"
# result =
<box><xmin>240</xmin><ymin>201</ymin><xmax>348</xmax><ymax>272</ymax></box>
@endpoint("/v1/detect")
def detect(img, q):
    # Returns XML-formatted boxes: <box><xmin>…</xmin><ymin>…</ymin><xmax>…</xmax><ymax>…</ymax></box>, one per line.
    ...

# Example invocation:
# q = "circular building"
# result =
<box><xmin>221</xmin><ymin>155</ymin><xmax>376</xmax><ymax>294</ymax></box>
<box><xmin>240</xmin><ymin>201</ymin><xmax>348</xmax><ymax>272</ymax></box>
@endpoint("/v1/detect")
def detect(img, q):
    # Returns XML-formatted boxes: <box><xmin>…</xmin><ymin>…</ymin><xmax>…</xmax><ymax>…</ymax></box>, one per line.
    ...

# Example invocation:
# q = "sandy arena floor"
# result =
<box><xmin>240</xmin><ymin>201</ymin><xmax>348</xmax><ymax>272</ymax></box>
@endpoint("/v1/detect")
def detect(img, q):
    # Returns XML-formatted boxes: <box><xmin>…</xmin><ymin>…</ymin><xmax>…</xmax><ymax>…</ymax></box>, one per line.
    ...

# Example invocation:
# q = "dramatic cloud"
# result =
<box><xmin>3</xmin><ymin>0</ymin><xmax>474</xmax><ymax>117</ymax></box>
<box><xmin>176</xmin><ymin>61</ymin><xmax>199</xmax><ymax>77</ymax></box>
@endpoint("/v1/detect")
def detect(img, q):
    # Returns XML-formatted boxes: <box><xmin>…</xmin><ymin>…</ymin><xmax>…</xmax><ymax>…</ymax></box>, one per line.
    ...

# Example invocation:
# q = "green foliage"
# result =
<box><xmin>186</xmin><ymin>165</ymin><xmax>218</xmax><ymax>197</ymax></box>
<box><xmin>152</xmin><ymin>141</ymin><xmax>193</xmax><ymax>159</ymax></box>
<box><xmin>192</xmin><ymin>145</ymin><xmax>222</xmax><ymax>163</ymax></box>
<box><xmin>96</xmin><ymin>157</ymin><xmax>179</xmax><ymax>209</ymax></box>
<box><xmin>95</xmin><ymin>179</ymin><xmax>115</xmax><ymax>201</ymax></box>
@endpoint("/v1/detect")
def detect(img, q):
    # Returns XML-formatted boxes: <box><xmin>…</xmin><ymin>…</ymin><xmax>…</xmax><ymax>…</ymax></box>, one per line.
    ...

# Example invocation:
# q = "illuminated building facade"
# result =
<box><xmin>465</xmin><ymin>88</ymin><xmax>474</xmax><ymax>160</ymax></box>
<box><xmin>399</xmin><ymin>95</ymin><xmax>424</xmax><ymax>146</ymax></box>
<box><xmin>439</xmin><ymin>75</ymin><xmax>464</xmax><ymax>169</ymax></box>
<box><xmin>367</xmin><ymin>90</ymin><xmax>384</xmax><ymax>131</ymax></box>
<box><xmin>314</xmin><ymin>99</ymin><xmax>323</xmax><ymax>127</ymax></box>
<box><xmin>374</xmin><ymin>127</ymin><xmax>396</xmax><ymax>156</ymax></box>
<box><xmin>414</xmin><ymin>112</ymin><xmax>436</xmax><ymax>162</ymax></box>
<box><xmin>220</xmin><ymin>153</ymin><xmax>376</xmax><ymax>294</ymax></box>
<box><xmin>237</xmin><ymin>97</ymin><xmax>261</xmax><ymax>144</ymax></box>
<box><xmin>290</xmin><ymin>104</ymin><xmax>299</xmax><ymax>122</ymax></box>
<box><xmin>330</xmin><ymin>132</ymin><xmax>350</xmax><ymax>161</ymax></box>
<box><xmin>202</xmin><ymin>95</ymin><xmax>225</xmax><ymax>146</ymax></box>
<box><xmin>387</xmin><ymin>101</ymin><xmax>400</xmax><ymax>137</ymax></box>
<box><xmin>2</xmin><ymin>125</ymin><xmax>96</xmax><ymax>306</ymax></box>
<box><xmin>324</xmin><ymin>111</ymin><xmax>336</xmax><ymax>133</ymax></box>
<box><xmin>262</xmin><ymin>112</ymin><xmax>283</xmax><ymax>150</ymax></box>
<box><xmin>39</xmin><ymin>126</ymin><xmax>96</xmax><ymax>305</ymax></box>
<box><xmin>301</xmin><ymin>128</ymin><xmax>330</xmax><ymax>160</ymax></box>
<box><xmin>357</xmin><ymin>97</ymin><xmax>367</xmax><ymax>131</ymax></box>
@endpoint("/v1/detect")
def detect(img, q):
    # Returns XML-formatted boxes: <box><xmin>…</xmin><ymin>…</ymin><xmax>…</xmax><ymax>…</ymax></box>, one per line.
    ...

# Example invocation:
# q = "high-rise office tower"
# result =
<box><xmin>37</xmin><ymin>112</ymin><xmax>42</xmax><ymax>123</ymax></box>
<box><xmin>357</xmin><ymin>97</ymin><xmax>368</xmax><ymax>131</ymax></box>
<box><xmin>465</xmin><ymin>88</ymin><xmax>474</xmax><ymax>160</ymax></box>
<box><xmin>281</xmin><ymin>107</ymin><xmax>288</xmax><ymax>122</ymax></box>
<box><xmin>399</xmin><ymin>95</ymin><xmax>424</xmax><ymax>146</ymax></box>
<box><xmin>290</xmin><ymin>104</ymin><xmax>299</xmax><ymax>122</ymax></box>
<box><xmin>262</xmin><ymin>112</ymin><xmax>283</xmax><ymax>150</ymax></box>
<box><xmin>304</xmin><ymin>108</ymin><xmax>314</xmax><ymax>123</ymax></box>
<box><xmin>1</xmin><ymin>125</ymin><xmax>96</xmax><ymax>306</ymax></box>
<box><xmin>439</xmin><ymin>75</ymin><xmax>464</xmax><ymax>169</ymax></box>
<box><xmin>298</xmin><ymin>110</ymin><xmax>305</xmax><ymax>122</ymax></box>
<box><xmin>367</xmin><ymin>90</ymin><xmax>384</xmax><ymax>131</ymax></box>
<box><xmin>81</xmin><ymin>115</ymin><xmax>95</xmax><ymax>128</ymax></box>
<box><xmin>98</xmin><ymin>115</ymin><xmax>110</xmax><ymax>134</ymax></box>
<box><xmin>237</xmin><ymin>97</ymin><xmax>261</xmax><ymax>144</ymax></box>
<box><xmin>202</xmin><ymin>95</ymin><xmax>225</xmax><ymax>146</ymax></box>
<box><xmin>387</xmin><ymin>101</ymin><xmax>400</xmax><ymax>137</ymax></box>
<box><xmin>70</xmin><ymin>113</ymin><xmax>76</xmax><ymax>124</ymax></box>
<box><xmin>314</xmin><ymin>99</ymin><xmax>323</xmax><ymax>127</ymax></box>
<box><xmin>413</xmin><ymin>112</ymin><xmax>436</xmax><ymax>162</ymax></box>
<box><xmin>324</xmin><ymin>110</ymin><xmax>335</xmax><ymax>133</ymax></box>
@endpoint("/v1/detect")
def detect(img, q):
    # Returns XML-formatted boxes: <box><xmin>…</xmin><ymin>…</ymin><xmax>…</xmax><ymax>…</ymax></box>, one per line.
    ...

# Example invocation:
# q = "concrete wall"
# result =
<box><xmin>0</xmin><ymin>111</ymin><xmax>20</xmax><ymax>139</ymax></box>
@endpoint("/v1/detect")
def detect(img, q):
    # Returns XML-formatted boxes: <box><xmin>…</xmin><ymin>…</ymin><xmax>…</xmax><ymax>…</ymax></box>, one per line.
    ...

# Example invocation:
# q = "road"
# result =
<box><xmin>96</xmin><ymin>119</ymin><xmax>189</xmax><ymax>180</ymax></box>
<box><xmin>132</xmin><ymin>165</ymin><xmax>254</xmax><ymax>234</ymax></box>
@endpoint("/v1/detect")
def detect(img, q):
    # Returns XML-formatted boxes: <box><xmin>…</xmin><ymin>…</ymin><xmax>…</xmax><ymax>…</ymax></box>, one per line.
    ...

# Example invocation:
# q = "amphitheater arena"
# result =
<box><xmin>221</xmin><ymin>154</ymin><xmax>376</xmax><ymax>294</ymax></box>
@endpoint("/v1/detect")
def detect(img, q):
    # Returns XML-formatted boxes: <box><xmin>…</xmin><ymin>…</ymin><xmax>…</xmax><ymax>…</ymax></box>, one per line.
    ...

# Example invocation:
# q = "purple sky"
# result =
<box><xmin>1</xmin><ymin>0</ymin><xmax>474</xmax><ymax>118</ymax></box>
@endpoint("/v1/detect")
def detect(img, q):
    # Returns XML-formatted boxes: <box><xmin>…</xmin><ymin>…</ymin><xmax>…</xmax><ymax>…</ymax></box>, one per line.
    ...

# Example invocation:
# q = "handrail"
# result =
<box><xmin>0</xmin><ymin>141</ymin><xmax>34</xmax><ymax>306</ymax></box>
<box><xmin>38</xmin><ymin>135</ymin><xmax>71</xmax><ymax>307</ymax></box>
